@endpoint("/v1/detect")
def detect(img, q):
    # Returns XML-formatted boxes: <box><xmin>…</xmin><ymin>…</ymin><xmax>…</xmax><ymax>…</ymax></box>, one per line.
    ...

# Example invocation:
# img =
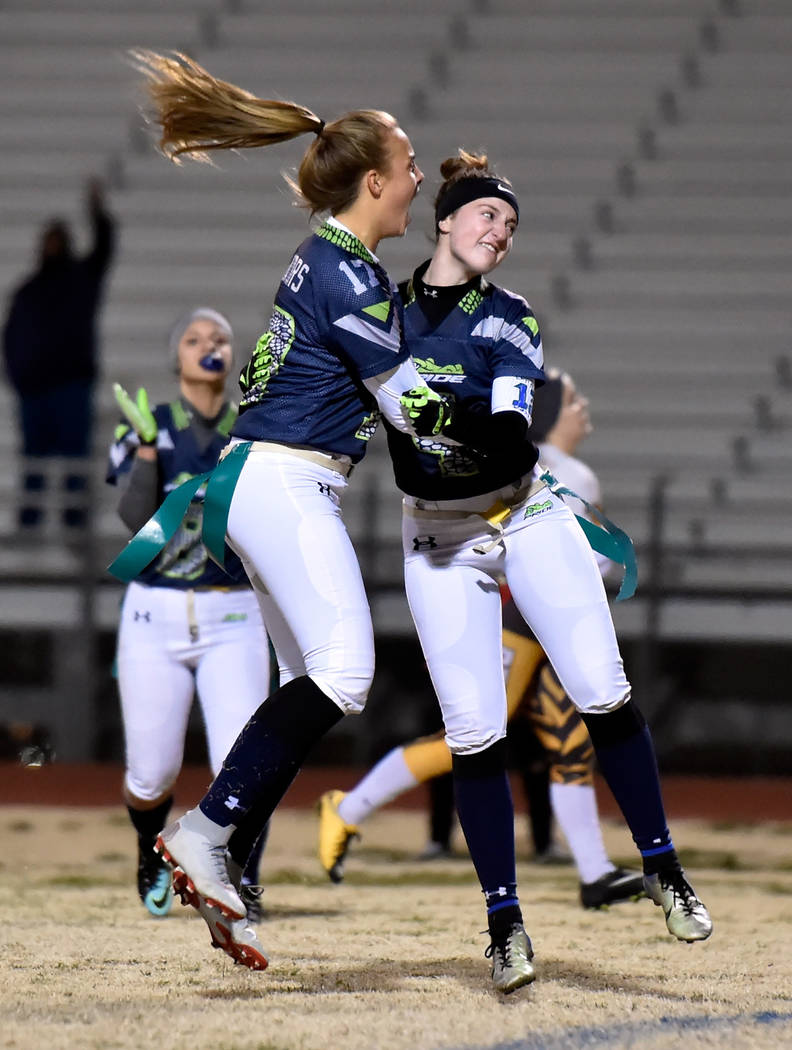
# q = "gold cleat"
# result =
<box><xmin>317</xmin><ymin>790</ymin><xmax>359</xmax><ymax>883</ymax></box>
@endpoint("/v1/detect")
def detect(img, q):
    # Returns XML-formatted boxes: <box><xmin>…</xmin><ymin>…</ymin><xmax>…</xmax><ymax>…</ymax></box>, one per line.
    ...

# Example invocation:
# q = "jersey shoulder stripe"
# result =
<box><xmin>333</xmin><ymin>309</ymin><xmax>402</xmax><ymax>353</ymax></box>
<box><xmin>471</xmin><ymin>315</ymin><xmax>541</xmax><ymax>358</ymax></box>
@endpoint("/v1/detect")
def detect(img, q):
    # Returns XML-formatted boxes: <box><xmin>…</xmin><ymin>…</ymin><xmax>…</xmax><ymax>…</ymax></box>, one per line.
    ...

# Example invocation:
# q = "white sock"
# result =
<box><xmin>550</xmin><ymin>782</ymin><xmax>614</xmax><ymax>885</ymax></box>
<box><xmin>338</xmin><ymin>746</ymin><xmax>420</xmax><ymax>826</ymax></box>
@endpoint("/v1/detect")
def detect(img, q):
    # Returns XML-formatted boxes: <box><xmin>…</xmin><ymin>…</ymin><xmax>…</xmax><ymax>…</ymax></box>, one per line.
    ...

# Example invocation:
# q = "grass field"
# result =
<box><xmin>2</xmin><ymin>805</ymin><xmax>792</xmax><ymax>1050</ymax></box>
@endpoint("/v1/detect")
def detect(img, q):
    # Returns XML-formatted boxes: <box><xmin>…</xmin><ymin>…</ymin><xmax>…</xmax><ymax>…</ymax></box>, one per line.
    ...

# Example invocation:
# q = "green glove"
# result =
<box><xmin>113</xmin><ymin>383</ymin><xmax>158</xmax><ymax>445</ymax></box>
<box><xmin>400</xmin><ymin>386</ymin><xmax>455</xmax><ymax>437</ymax></box>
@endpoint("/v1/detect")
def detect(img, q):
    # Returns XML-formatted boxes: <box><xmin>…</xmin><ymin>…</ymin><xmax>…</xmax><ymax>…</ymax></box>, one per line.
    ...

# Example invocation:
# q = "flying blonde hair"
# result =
<box><xmin>132</xmin><ymin>50</ymin><xmax>397</xmax><ymax>216</ymax></box>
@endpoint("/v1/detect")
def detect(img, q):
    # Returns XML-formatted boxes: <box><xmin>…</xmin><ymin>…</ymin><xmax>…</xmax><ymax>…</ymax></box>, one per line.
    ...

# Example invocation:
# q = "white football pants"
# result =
<box><xmin>225</xmin><ymin>444</ymin><xmax>375</xmax><ymax>715</ymax></box>
<box><xmin>403</xmin><ymin>471</ymin><xmax>631</xmax><ymax>755</ymax></box>
<box><xmin>117</xmin><ymin>582</ymin><xmax>271</xmax><ymax>801</ymax></box>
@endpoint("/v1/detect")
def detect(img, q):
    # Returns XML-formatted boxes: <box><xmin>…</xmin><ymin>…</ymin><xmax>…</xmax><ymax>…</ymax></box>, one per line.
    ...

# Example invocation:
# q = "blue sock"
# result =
<box><xmin>199</xmin><ymin>676</ymin><xmax>343</xmax><ymax>829</ymax></box>
<box><xmin>581</xmin><ymin>704</ymin><xmax>678</xmax><ymax>874</ymax></box>
<box><xmin>452</xmin><ymin>742</ymin><xmax>522</xmax><ymax>935</ymax></box>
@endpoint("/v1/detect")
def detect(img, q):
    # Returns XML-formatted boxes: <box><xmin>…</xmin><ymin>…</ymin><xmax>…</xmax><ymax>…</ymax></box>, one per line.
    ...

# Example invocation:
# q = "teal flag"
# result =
<box><xmin>202</xmin><ymin>442</ymin><xmax>251</xmax><ymax>567</ymax></box>
<box><xmin>539</xmin><ymin>470</ymin><xmax>638</xmax><ymax>601</ymax></box>
<box><xmin>107</xmin><ymin>442</ymin><xmax>252</xmax><ymax>583</ymax></box>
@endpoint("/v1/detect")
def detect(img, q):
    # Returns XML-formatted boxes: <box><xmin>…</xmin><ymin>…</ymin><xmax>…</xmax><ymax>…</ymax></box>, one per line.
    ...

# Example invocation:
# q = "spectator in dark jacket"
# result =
<box><xmin>2</xmin><ymin>178</ymin><xmax>116</xmax><ymax>529</ymax></box>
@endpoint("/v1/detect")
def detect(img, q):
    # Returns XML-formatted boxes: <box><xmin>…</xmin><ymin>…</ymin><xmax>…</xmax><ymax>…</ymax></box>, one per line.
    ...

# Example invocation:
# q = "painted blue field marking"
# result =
<box><xmin>444</xmin><ymin>1010</ymin><xmax>792</xmax><ymax>1050</ymax></box>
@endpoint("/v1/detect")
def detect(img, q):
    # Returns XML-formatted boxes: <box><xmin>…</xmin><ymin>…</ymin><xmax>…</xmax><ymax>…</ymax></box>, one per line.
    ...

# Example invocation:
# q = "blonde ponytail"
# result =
<box><xmin>132</xmin><ymin>50</ymin><xmax>397</xmax><ymax>217</ymax></box>
<box><xmin>131</xmin><ymin>50</ymin><xmax>323</xmax><ymax>163</ymax></box>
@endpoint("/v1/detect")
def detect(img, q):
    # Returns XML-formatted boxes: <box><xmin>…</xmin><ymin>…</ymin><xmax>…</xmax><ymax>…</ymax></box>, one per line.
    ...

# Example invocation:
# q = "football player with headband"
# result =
<box><xmin>120</xmin><ymin>51</ymin><xmax>463</xmax><ymax>975</ymax></box>
<box><xmin>385</xmin><ymin>151</ymin><xmax>712</xmax><ymax>991</ymax></box>
<box><xmin>318</xmin><ymin>370</ymin><xmax>645</xmax><ymax>915</ymax></box>
<box><xmin>108</xmin><ymin>307</ymin><xmax>270</xmax><ymax>937</ymax></box>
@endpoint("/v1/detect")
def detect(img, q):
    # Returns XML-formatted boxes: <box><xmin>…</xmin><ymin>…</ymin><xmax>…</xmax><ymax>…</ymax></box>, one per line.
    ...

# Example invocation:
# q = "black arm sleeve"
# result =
<box><xmin>444</xmin><ymin>402</ymin><xmax>528</xmax><ymax>456</ymax></box>
<box><xmin>117</xmin><ymin>456</ymin><xmax>160</xmax><ymax>533</ymax></box>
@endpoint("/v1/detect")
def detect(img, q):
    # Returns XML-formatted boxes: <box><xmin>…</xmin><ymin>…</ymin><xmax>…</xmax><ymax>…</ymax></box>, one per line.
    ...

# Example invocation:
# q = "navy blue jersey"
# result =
<box><xmin>386</xmin><ymin>266</ymin><xmax>545</xmax><ymax>499</ymax></box>
<box><xmin>234</xmin><ymin>220</ymin><xmax>408</xmax><ymax>462</ymax></box>
<box><xmin>107</xmin><ymin>400</ymin><xmax>248</xmax><ymax>588</ymax></box>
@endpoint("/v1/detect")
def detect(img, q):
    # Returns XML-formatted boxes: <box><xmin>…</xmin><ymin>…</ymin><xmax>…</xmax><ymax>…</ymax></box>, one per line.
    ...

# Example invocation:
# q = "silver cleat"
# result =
<box><xmin>644</xmin><ymin>869</ymin><xmax>713</xmax><ymax>942</ymax></box>
<box><xmin>485</xmin><ymin>923</ymin><xmax>536</xmax><ymax>993</ymax></box>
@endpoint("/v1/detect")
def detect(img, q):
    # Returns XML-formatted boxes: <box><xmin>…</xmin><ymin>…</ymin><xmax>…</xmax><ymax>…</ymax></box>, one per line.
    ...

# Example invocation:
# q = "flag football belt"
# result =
<box><xmin>108</xmin><ymin>450</ymin><xmax>636</xmax><ymax>601</ymax></box>
<box><xmin>406</xmin><ymin>475</ymin><xmax>545</xmax><ymax>530</ymax></box>
<box><xmin>406</xmin><ymin>469</ymin><xmax>637</xmax><ymax>601</ymax></box>
<box><xmin>239</xmin><ymin>440</ymin><xmax>353</xmax><ymax>478</ymax></box>
<box><xmin>108</xmin><ymin>441</ymin><xmax>253</xmax><ymax>583</ymax></box>
<box><xmin>107</xmin><ymin>440</ymin><xmax>358</xmax><ymax>585</ymax></box>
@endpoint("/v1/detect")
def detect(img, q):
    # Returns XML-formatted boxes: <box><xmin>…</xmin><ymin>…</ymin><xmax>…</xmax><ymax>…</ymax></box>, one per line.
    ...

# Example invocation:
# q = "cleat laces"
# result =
<box><xmin>485</xmin><ymin>939</ymin><xmax>512</xmax><ymax>969</ymax></box>
<box><xmin>665</xmin><ymin>872</ymin><xmax>699</xmax><ymax>916</ymax></box>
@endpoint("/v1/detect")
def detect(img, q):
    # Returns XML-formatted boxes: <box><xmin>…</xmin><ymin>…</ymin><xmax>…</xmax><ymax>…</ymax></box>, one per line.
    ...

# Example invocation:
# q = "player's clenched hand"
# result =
<box><xmin>400</xmin><ymin>386</ymin><xmax>455</xmax><ymax>437</ymax></box>
<box><xmin>113</xmin><ymin>383</ymin><xmax>158</xmax><ymax>445</ymax></box>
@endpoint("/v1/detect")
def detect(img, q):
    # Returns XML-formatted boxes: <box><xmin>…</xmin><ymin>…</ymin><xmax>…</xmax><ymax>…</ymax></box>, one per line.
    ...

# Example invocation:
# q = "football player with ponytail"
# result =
<box><xmin>121</xmin><ymin>51</ymin><xmax>461</xmax><ymax>975</ymax></box>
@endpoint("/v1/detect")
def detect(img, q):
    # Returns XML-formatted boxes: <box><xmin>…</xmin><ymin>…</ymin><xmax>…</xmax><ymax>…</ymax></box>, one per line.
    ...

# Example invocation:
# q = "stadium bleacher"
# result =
<box><xmin>0</xmin><ymin>0</ymin><xmax>790</xmax><ymax>758</ymax></box>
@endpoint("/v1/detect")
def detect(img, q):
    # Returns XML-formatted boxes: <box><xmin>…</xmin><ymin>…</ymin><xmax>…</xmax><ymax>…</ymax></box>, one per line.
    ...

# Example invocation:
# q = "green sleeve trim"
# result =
<box><xmin>170</xmin><ymin>400</ymin><xmax>191</xmax><ymax>431</ymax></box>
<box><xmin>216</xmin><ymin>402</ymin><xmax>238</xmax><ymax>437</ymax></box>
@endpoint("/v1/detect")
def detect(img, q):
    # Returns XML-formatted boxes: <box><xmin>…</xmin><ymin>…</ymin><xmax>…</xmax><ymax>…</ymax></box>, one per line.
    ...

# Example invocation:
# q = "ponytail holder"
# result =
<box><xmin>315</xmin><ymin>119</ymin><xmax>325</xmax><ymax>136</ymax></box>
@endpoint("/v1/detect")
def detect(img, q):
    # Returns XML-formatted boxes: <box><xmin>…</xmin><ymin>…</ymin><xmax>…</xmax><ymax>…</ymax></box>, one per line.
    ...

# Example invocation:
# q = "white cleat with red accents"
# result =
<box><xmin>172</xmin><ymin>868</ymin><xmax>268</xmax><ymax>971</ymax></box>
<box><xmin>155</xmin><ymin>809</ymin><xmax>245</xmax><ymax>920</ymax></box>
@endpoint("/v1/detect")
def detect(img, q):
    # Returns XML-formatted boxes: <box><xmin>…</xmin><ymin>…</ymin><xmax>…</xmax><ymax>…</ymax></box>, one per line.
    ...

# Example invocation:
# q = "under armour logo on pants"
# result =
<box><xmin>412</xmin><ymin>535</ymin><xmax>438</xmax><ymax>551</ymax></box>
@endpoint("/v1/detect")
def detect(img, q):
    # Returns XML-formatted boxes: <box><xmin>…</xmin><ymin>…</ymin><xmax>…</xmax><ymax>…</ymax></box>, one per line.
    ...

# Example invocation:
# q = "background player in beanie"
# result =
<box><xmin>107</xmin><ymin>307</ymin><xmax>270</xmax><ymax>929</ymax></box>
<box><xmin>385</xmin><ymin>150</ymin><xmax>712</xmax><ymax>989</ymax></box>
<box><xmin>318</xmin><ymin>371</ymin><xmax>644</xmax><ymax>912</ymax></box>
<box><xmin>125</xmin><ymin>51</ymin><xmax>468</xmax><ymax>975</ymax></box>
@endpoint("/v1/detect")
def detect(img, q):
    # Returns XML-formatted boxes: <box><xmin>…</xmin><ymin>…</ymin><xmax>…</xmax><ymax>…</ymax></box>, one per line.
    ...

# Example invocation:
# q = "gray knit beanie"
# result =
<box><xmin>169</xmin><ymin>307</ymin><xmax>233</xmax><ymax>372</ymax></box>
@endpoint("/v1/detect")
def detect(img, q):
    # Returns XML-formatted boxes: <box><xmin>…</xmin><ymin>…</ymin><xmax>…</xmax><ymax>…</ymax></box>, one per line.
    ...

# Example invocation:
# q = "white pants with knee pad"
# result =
<box><xmin>225</xmin><ymin>443</ymin><xmax>375</xmax><ymax>715</ymax></box>
<box><xmin>402</xmin><ymin>469</ymin><xmax>630</xmax><ymax>756</ymax></box>
<box><xmin>118</xmin><ymin>581</ymin><xmax>271</xmax><ymax>802</ymax></box>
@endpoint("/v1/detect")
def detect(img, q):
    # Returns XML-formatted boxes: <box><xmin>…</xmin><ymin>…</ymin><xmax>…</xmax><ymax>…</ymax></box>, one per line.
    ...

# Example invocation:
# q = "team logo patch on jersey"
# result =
<box><xmin>355</xmin><ymin>410</ymin><xmax>380</xmax><ymax>442</ymax></box>
<box><xmin>414</xmin><ymin>356</ymin><xmax>466</xmax><ymax>384</ymax></box>
<box><xmin>222</xmin><ymin>613</ymin><xmax>248</xmax><ymax>623</ymax></box>
<box><xmin>240</xmin><ymin>307</ymin><xmax>296</xmax><ymax>407</ymax></box>
<box><xmin>414</xmin><ymin>437</ymin><xmax>479</xmax><ymax>477</ymax></box>
<box><xmin>523</xmin><ymin>499</ymin><xmax>552</xmax><ymax>519</ymax></box>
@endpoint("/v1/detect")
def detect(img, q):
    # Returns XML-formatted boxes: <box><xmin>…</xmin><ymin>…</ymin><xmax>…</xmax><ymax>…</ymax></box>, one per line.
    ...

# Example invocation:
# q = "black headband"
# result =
<box><xmin>435</xmin><ymin>176</ymin><xmax>520</xmax><ymax>226</ymax></box>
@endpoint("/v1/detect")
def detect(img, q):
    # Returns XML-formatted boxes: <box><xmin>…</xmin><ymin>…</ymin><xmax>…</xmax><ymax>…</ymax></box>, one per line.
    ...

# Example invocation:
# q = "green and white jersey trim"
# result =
<box><xmin>333</xmin><ymin>311</ymin><xmax>402</xmax><ymax>353</ymax></box>
<box><xmin>470</xmin><ymin>315</ymin><xmax>542</xmax><ymax>361</ymax></box>
<box><xmin>316</xmin><ymin>220</ymin><xmax>375</xmax><ymax>263</ymax></box>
